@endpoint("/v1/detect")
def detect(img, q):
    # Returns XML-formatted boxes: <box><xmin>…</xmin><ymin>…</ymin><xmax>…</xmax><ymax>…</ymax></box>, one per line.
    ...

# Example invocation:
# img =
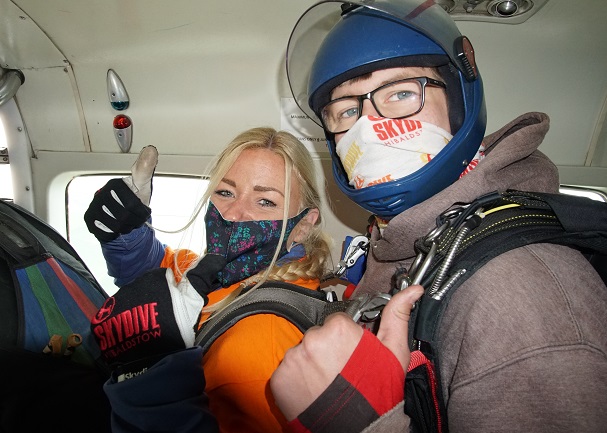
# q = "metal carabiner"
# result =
<box><xmin>396</xmin><ymin>241</ymin><xmax>438</xmax><ymax>292</ymax></box>
<box><xmin>410</xmin><ymin>241</ymin><xmax>438</xmax><ymax>286</ymax></box>
<box><xmin>347</xmin><ymin>292</ymin><xmax>392</xmax><ymax>324</ymax></box>
<box><xmin>334</xmin><ymin>235</ymin><xmax>369</xmax><ymax>278</ymax></box>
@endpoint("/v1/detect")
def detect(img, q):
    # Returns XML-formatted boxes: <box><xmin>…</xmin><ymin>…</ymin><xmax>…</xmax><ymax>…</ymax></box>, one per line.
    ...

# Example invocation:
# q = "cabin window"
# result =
<box><xmin>0</xmin><ymin>117</ymin><xmax>13</xmax><ymax>200</ymax></box>
<box><xmin>66</xmin><ymin>174</ymin><xmax>209</xmax><ymax>295</ymax></box>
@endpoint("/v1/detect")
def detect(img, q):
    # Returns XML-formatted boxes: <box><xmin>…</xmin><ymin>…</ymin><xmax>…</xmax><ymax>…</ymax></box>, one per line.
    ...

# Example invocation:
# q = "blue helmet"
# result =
<box><xmin>286</xmin><ymin>0</ymin><xmax>487</xmax><ymax>218</ymax></box>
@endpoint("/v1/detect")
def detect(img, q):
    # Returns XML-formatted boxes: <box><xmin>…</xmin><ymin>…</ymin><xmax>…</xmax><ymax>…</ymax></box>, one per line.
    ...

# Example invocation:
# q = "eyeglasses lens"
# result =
<box><xmin>322</xmin><ymin>79</ymin><xmax>424</xmax><ymax>133</ymax></box>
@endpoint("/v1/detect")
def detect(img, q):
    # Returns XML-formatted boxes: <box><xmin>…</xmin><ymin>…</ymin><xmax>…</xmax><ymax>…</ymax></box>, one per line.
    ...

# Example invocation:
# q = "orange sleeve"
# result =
<box><xmin>201</xmin><ymin>278</ymin><xmax>320</xmax><ymax>433</ymax></box>
<box><xmin>203</xmin><ymin>314</ymin><xmax>303</xmax><ymax>433</ymax></box>
<box><xmin>159</xmin><ymin>247</ymin><xmax>199</xmax><ymax>283</ymax></box>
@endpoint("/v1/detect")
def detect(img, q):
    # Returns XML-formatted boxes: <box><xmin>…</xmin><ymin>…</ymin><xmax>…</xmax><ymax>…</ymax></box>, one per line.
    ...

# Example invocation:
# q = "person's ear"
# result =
<box><xmin>287</xmin><ymin>208</ymin><xmax>319</xmax><ymax>248</ymax></box>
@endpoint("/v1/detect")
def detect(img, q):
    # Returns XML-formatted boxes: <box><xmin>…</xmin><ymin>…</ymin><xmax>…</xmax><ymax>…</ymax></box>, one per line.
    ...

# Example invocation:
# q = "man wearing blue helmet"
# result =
<box><xmin>271</xmin><ymin>1</ymin><xmax>607</xmax><ymax>432</ymax></box>
<box><xmin>285</xmin><ymin>0</ymin><xmax>487</xmax><ymax>219</ymax></box>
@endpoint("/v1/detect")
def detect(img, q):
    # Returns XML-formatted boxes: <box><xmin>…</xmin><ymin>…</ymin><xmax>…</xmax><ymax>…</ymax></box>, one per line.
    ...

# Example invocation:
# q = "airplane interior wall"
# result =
<box><xmin>1</xmin><ymin>0</ymin><xmax>606</xmax><ymax>253</ymax></box>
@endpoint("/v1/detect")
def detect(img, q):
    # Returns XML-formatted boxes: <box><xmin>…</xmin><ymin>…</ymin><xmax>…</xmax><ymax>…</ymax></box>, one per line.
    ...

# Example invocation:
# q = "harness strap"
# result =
<box><xmin>414</xmin><ymin>190</ymin><xmax>607</xmax><ymax>346</ymax></box>
<box><xmin>195</xmin><ymin>281</ymin><xmax>351</xmax><ymax>354</ymax></box>
<box><xmin>404</xmin><ymin>190</ymin><xmax>607</xmax><ymax>433</ymax></box>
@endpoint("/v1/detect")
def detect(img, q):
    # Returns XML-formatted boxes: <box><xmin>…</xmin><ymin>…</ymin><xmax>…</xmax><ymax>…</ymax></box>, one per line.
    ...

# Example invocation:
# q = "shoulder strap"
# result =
<box><xmin>403</xmin><ymin>190</ymin><xmax>607</xmax><ymax>433</ymax></box>
<box><xmin>412</xmin><ymin>190</ymin><xmax>607</xmax><ymax>347</ymax></box>
<box><xmin>194</xmin><ymin>281</ymin><xmax>351</xmax><ymax>354</ymax></box>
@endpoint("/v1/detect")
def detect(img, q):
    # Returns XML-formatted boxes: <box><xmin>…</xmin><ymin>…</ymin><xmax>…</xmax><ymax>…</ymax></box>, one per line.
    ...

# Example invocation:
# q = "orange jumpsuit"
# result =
<box><xmin>161</xmin><ymin>247</ymin><xmax>319</xmax><ymax>433</ymax></box>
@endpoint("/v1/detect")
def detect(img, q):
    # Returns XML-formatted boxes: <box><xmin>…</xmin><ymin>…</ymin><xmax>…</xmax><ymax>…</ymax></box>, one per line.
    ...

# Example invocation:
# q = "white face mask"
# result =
<box><xmin>336</xmin><ymin>115</ymin><xmax>453</xmax><ymax>189</ymax></box>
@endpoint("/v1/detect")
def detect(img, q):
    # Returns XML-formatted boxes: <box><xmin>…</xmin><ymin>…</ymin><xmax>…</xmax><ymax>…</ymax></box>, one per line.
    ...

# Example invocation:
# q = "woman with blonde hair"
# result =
<box><xmin>85</xmin><ymin>127</ymin><xmax>333</xmax><ymax>433</ymax></box>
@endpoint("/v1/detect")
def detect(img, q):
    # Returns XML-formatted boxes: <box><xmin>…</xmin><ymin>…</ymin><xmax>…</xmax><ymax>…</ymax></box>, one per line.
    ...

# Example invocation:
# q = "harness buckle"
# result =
<box><xmin>334</xmin><ymin>235</ymin><xmax>370</xmax><ymax>278</ymax></box>
<box><xmin>347</xmin><ymin>292</ymin><xmax>392</xmax><ymax>324</ymax></box>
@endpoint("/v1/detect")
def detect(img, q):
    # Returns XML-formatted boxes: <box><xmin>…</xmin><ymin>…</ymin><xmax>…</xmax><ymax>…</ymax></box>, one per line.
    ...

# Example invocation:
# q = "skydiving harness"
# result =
<box><xmin>194</xmin><ymin>222</ymin><xmax>377</xmax><ymax>352</ymax></box>
<box><xmin>194</xmin><ymin>189</ymin><xmax>607</xmax><ymax>432</ymax></box>
<box><xmin>397</xmin><ymin>189</ymin><xmax>607</xmax><ymax>433</ymax></box>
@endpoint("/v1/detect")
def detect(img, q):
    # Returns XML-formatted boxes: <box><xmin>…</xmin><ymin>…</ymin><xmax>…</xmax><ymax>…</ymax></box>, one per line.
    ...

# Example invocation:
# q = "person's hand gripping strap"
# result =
<box><xmin>90</xmin><ymin>253</ymin><xmax>226</xmax><ymax>380</ymax></box>
<box><xmin>271</xmin><ymin>285</ymin><xmax>424</xmax><ymax>432</ymax></box>
<box><xmin>84</xmin><ymin>145</ymin><xmax>158</xmax><ymax>242</ymax></box>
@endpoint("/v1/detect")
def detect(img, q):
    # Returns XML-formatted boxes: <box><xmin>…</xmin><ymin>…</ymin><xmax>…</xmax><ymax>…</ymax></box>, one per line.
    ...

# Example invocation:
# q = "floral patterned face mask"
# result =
<box><xmin>204</xmin><ymin>201</ymin><xmax>309</xmax><ymax>287</ymax></box>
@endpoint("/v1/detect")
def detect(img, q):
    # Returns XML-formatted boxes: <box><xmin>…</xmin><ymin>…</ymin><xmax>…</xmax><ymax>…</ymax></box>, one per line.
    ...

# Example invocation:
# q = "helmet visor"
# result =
<box><xmin>286</xmin><ymin>0</ymin><xmax>463</xmax><ymax>125</ymax></box>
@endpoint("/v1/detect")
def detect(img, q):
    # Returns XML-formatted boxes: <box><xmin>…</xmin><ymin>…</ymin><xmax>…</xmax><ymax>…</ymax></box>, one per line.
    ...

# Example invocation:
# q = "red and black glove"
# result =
<box><xmin>90</xmin><ymin>254</ymin><xmax>226</xmax><ymax>381</ymax></box>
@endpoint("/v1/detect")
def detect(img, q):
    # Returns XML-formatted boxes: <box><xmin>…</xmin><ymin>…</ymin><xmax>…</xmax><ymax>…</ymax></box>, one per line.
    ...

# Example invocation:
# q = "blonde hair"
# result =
<box><xmin>183</xmin><ymin>127</ymin><xmax>332</xmax><ymax>315</ymax></box>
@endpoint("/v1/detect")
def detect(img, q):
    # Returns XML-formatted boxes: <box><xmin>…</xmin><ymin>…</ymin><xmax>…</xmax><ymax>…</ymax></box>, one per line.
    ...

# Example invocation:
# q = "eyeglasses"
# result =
<box><xmin>320</xmin><ymin>77</ymin><xmax>447</xmax><ymax>134</ymax></box>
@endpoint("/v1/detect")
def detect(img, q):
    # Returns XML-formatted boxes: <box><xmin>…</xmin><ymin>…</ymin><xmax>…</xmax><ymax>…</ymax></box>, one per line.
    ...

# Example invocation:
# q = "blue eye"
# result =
<box><xmin>259</xmin><ymin>199</ymin><xmax>276</xmax><ymax>208</ymax></box>
<box><xmin>392</xmin><ymin>90</ymin><xmax>415</xmax><ymax>101</ymax></box>
<box><xmin>214</xmin><ymin>189</ymin><xmax>233</xmax><ymax>198</ymax></box>
<box><xmin>324</xmin><ymin>98</ymin><xmax>359</xmax><ymax>121</ymax></box>
<box><xmin>380</xmin><ymin>80</ymin><xmax>423</xmax><ymax>105</ymax></box>
<box><xmin>341</xmin><ymin>107</ymin><xmax>359</xmax><ymax>119</ymax></box>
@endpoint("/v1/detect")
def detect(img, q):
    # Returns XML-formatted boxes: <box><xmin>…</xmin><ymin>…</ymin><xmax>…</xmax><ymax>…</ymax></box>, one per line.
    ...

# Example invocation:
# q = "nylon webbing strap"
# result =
<box><xmin>414</xmin><ymin>190</ymin><xmax>607</xmax><ymax>346</ymax></box>
<box><xmin>195</xmin><ymin>281</ymin><xmax>351</xmax><ymax>355</ymax></box>
<box><xmin>403</xmin><ymin>191</ymin><xmax>607</xmax><ymax>433</ymax></box>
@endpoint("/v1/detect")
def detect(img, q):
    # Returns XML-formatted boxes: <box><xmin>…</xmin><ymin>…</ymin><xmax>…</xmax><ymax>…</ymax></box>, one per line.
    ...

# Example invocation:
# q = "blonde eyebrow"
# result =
<box><xmin>220</xmin><ymin>177</ymin><xmax>284</xmax><ymax>197</ymax></box>
<box><xmin>254</xmin><ymin>185</ymin><xmax>284</xmax><ymax>197</ymax></box>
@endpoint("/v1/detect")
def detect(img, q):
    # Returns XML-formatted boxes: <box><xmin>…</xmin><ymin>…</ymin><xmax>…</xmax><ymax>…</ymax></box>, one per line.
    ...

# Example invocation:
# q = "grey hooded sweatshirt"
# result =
<box><xmin>358</xmin><ymin>112</ymin><xmax>607</xmax><ymax>433</ymax></box>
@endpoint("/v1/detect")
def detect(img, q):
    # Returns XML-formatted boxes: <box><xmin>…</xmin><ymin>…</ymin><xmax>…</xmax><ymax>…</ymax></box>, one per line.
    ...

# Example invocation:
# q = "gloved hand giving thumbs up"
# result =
<box><xmin>91</xmin><ymin>253</ymin><xmax>227</xmax><ymax>381</ymax></box>
<box><xmin>84</xmin><ymin>145</ymin><xmax>158</xmax><ymax>242</ymax></box>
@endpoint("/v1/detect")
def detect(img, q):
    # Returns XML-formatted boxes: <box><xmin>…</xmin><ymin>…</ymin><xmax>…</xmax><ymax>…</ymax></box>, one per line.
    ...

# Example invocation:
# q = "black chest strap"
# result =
<box><xmin>194</xmin><ymin>281</ymin><xmax>351</xmax><ymax>355</ymax></box>
<box><xmin>409</xmin><ymin>190</ymin><xmax>607</xmax><ymax>348</ymax></box>
<box><xmin>402</xmin><ymin>190</ymin><xmax>607</xmax><ymax>433</ymax></box>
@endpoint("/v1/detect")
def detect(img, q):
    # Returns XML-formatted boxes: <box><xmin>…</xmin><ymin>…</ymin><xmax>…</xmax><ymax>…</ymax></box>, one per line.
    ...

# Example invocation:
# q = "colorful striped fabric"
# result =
<box><xmin>15</xmin><ymin>256</ymin><xmax>107</xmax><ymax>366</ymax></box>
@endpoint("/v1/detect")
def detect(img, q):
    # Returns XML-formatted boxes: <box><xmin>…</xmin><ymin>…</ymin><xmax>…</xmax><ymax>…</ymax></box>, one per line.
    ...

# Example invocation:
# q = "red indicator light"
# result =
<box><xmin>113</xmin><ymin>114</ymin><xmax>132</xmax><ymax>129</ymax></box>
